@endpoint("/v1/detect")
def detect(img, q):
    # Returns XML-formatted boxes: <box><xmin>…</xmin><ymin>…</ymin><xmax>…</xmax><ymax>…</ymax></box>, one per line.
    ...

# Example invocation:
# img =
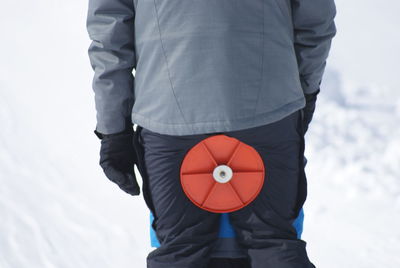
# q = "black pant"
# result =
<box><xmin>133</xmin><ymin>109</ymin><xmax>314</xmax><ymax>268</ymax></box>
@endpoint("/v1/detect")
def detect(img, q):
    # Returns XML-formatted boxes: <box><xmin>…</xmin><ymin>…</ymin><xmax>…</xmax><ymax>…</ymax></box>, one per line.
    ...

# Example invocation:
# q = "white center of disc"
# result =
<box><xmin>213</xmin><ymin>165</ymin><xmax>233</xmax><ymax>183</ymax></box>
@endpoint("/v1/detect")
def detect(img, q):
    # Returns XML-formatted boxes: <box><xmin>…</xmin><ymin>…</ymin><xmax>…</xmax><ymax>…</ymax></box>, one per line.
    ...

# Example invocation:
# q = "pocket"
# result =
<box><xmin>293</xmin><ymin>112</ymin><xmax>308</xmax><ymax>219</ymax></box>
<box><xmin>133</xmin><ymin>126</ymin><xmax>158</xmax><ymax>223</ymax></box>
<box><xmin>295</xmin><ymin>109</ymin><xmax>305</xmax><ymax>137</ymax></box>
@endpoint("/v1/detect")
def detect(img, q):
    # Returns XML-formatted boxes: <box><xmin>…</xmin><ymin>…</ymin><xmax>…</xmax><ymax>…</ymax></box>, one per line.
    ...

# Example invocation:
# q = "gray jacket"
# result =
<box><xmin>87</xmin><ymin>0</ymin><xmax>336</xmax><ymax>136</ymax></box>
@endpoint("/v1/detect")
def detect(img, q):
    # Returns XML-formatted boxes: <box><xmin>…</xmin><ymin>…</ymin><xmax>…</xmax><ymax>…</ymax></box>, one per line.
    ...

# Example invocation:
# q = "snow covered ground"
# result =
<box><xmin>1</xmin><ymin>0</ymin><xmax>399</xmax><ymax>267</ymax></box>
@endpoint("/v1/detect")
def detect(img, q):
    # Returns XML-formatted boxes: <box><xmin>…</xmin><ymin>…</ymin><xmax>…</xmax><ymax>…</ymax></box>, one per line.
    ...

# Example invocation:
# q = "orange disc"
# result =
<box><xmin>180</xmin><ymin>134</ymin><xmax>265</xmax><ymax>213</ymax></box>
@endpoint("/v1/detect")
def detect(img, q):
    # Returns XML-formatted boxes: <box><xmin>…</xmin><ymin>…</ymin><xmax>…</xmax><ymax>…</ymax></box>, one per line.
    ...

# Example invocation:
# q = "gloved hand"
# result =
<box><xmin>94</xmin><ymin>125</ymin><xmax>140</xmax><ymax>196</ymax></box>
<box><xmin>302</xmin><ymin>88</ymin><xmax>320</xmax><ymax>135</ymax></box>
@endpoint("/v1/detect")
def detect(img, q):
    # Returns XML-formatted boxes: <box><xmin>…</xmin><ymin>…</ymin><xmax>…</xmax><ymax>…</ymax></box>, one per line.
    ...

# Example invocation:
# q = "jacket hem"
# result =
<box><xmin>131</xmin><ymin>96</ymin><xmax>306</xmax><ymax>136</ymax></box>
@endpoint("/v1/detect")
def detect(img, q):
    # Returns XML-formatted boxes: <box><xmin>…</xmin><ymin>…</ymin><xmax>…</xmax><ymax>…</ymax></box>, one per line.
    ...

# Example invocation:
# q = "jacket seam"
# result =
<box><xmin>152</xmin><ymin>0</ymin><xmax>194</xmax><ymax>134</ymax></box>
<box><xmin>252</xmin><ymin>0</ymin><xmax>265</xmax><ymax>126</ymax></box>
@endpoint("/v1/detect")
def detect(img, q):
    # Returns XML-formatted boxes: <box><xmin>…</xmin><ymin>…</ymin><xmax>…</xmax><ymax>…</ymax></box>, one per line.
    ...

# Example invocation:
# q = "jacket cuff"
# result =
<box><xmin>300</xmin><ymin>77</ymin><xmax>323</xmax><ymax>95</ymax></box>
<box><xmin>94</xmin><ymin>117</ymin><xmax>134</xmax><ymax>140</ymax></box>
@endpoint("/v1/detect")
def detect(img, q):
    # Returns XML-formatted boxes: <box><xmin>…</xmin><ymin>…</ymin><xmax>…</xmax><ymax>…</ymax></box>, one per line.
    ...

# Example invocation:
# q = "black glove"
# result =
<box><xmin>302</xmin><ymin>88</ymin><xmax>320</xmax><ymax>135</ymax></box>
<box><xmin>94</xmin><ymin>124</ymin><xmax>140</xmax><ymax>196</ymax></box>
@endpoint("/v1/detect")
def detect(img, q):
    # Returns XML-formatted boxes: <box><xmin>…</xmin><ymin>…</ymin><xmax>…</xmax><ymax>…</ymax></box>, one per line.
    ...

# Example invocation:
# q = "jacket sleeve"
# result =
<box><xmin>291</xmin><ymin>0</ymin><xmax>337</xmax><ymax>94</ymax></box>
<box><xmin>86</xmin><ymin>0</ymin><xmax>136</xmax><ymax>134</ymax></box>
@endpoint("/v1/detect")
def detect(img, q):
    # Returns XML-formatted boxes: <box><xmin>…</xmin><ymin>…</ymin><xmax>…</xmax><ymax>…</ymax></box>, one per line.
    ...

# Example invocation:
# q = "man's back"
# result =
<box><xmin>87</xmin><ymin>0</ymin><xmax>336</xmax><ymax>136</ymax></box>
<box><xmin>87</xmin><ymin>0</ymin><xmax>336</xmax><ymax>266</ymax></box>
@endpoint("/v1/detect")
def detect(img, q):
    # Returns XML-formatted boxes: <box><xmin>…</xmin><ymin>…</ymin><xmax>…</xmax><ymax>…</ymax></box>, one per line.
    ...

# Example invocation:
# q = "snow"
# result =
<box><xmin>0</xmin><ymin>0</ymin><xmax>399</xmax><ymax>267</ymax></box>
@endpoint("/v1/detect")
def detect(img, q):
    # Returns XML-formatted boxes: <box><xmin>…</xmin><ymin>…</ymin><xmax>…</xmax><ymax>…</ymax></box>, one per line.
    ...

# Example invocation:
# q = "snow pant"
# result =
<box><xmin>134</xmin><ymin>109</ymin><xmax>315</xmax><ymax>268</ymax></box>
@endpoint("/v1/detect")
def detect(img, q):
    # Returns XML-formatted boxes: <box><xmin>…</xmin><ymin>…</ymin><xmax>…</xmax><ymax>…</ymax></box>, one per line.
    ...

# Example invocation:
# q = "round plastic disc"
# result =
<box><xmin>180</xmin><ymin>134</ymin><xmax>265</xmax><ymax>213</ymax></box>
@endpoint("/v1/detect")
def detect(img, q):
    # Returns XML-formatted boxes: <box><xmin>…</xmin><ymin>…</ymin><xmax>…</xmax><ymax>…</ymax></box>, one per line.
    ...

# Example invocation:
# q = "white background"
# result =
<box><xmin>1</xmin><ymin>0</ymin><xmax>399</xmax><ymax>267</ymax></box>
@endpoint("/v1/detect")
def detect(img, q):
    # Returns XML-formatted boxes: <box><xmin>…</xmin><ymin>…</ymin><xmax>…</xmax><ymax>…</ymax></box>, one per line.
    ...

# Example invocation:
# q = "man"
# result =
<box><xmin>86</xmin><ymin>0</ymin><xmax>336</xmax><ymax>267</ymax></box>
